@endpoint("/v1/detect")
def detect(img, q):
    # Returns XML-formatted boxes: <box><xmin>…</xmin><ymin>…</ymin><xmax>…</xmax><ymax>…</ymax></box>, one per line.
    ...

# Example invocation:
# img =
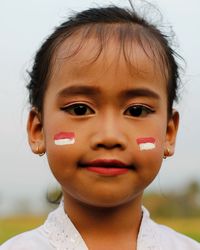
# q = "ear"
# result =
<box><xmin>27</xmin><ymin>108</ymin><xmax>45</xmax><ymax>155</ymax></box>
<box><xmin>165</xmin><ymin>109</ymin><xmax>179</xmax><ymax>157</ymax></box>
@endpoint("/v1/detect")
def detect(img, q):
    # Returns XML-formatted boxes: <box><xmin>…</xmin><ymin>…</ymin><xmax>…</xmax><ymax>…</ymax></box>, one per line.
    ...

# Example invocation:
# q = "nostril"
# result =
<box><xmin>90</xmin><ymin>130</ymin><xmax>127</xmax><ymax>150</ymax></box>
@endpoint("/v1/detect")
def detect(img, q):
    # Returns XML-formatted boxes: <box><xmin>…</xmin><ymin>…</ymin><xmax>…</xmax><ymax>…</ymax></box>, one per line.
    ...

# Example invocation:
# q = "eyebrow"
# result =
<box><xmin>57</xmin><ymin>85</ymin><xmax>101</xmax><ymax>98</ymax></box>
<box><xmin>57</xmin><ymin>85</ymin><xmax>160</xmax><ymax>100</ymax></box>
<box><xmin>120</xmin><ymin>88</ymin><xmax>160</xmax><ymax>100</ymax></box>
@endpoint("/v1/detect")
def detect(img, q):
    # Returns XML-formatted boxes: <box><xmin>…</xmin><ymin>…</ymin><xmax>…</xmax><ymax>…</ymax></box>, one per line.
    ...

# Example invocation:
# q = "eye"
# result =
<box><xmin>60</xmin><ymin>103</ymin><xmax>95</xmax><ymax>116</ymax></box>
<box><xmin>124</xmin><ymin>105</ymin><xmax>155</xmax><ymax>117</ymax></box>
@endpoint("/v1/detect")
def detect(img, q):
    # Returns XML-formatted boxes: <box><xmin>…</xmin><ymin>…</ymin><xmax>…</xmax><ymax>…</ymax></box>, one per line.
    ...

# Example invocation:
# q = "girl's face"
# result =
<box><xmin>28</xmin><ymin>36</ymin><xmax>179</xmax><ymax>208</ymax></box>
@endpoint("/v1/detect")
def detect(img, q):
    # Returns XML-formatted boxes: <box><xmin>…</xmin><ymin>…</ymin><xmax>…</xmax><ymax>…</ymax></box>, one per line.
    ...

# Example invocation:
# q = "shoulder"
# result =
<box><xmin>0</xmin><ymin>202</ymin><xmax>87</xmax><ymax>250</ymax></box>
<box><xmin>152</xmin><ymin>219</ymin><xmax>200</xmax><ymax>249</ymax></box>
<box><xmin>0</xmin><ymin>226</ymin><xmax>53</xmax><ymax>250</ymax></box>
<box><xmin>139</xmin><ymin>207</ymin><xmax>200</xmax><ymax>250</ymax></box>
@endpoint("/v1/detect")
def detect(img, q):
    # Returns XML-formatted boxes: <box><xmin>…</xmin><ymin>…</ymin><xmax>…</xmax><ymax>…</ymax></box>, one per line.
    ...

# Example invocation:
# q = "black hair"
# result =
<box><xmin>27</xmin><ymin>4</ymin><xmax>182</xmax><ymax>116</ymax></box>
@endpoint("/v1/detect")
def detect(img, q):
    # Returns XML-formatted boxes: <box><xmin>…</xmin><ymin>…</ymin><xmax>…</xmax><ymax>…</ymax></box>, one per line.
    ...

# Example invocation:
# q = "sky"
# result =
<box><xmin>0</xmin><ymin>0</ymin><xmax>200</xmax><ymax>215</ymax></box>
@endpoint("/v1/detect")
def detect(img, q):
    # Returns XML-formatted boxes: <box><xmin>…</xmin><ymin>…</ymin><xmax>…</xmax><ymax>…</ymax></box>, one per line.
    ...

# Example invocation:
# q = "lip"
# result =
<box><xmin>79</xmin><ymin>159</ymin><xmax>131</xmax><ymax>176</ymax></box>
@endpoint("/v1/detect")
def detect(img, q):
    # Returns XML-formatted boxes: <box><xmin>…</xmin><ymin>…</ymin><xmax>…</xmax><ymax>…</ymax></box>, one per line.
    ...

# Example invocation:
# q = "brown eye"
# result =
<box><xmin>124</xmin><ymin>105</ymin><xmax>154</xmax><ymax>117</ymax></box>
<box><xmin>61</xmin><ymin>103</ymin><xmax>95</xmax><ymax>116</ymax></box>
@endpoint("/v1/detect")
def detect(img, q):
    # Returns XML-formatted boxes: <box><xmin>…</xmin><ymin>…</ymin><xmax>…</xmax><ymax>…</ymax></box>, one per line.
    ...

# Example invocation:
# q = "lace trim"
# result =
<box><xmin>42</xmin><ymin>201</ymin><xmax>88</xmax><ymax>250</ymax></box>
<box><xmin>41</xmin><ymin>201</ymin><xmax>159</xmax><ymax>250</ymax></box>
<box><xmin>137</xmin><ymin>206</ymin><xmax>160</xmax><ymax>250</ymax></box>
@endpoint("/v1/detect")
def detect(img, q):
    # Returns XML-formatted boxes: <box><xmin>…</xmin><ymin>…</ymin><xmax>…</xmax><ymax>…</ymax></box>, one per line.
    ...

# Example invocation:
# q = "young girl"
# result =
<box><xmin>1</xmin><ymin>3</ymin><xmax>200</xmax><ymax>250</ymax></box>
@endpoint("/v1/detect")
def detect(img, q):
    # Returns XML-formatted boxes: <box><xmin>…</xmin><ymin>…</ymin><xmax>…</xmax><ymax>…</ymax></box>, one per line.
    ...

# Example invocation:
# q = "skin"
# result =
<box><xmin>27</xmin><ymin>34</ymin><xmax>179</xmax><ymax>250</ymax></box>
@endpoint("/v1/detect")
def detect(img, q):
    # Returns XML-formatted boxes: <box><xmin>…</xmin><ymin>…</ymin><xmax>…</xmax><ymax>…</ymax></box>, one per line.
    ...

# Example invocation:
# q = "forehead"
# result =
<box><xmin>48</xmin><ymin>27</ymin><xmax>168</xmax><ymax>91</ymax></box>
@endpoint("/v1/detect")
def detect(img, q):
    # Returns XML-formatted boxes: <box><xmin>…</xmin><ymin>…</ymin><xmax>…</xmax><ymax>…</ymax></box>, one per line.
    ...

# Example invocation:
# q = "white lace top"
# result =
<box><xmin>1</xmin><ymin>201</ymin><xmax>200</xmax><ymax>250</ymax></box>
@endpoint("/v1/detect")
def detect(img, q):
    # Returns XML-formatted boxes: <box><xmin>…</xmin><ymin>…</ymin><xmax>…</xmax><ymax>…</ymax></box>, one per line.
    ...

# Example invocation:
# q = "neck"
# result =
<box><xmin>63</xmin><ymin>193</ymin><xmax>143</xmax><ymax>248</ymax></box>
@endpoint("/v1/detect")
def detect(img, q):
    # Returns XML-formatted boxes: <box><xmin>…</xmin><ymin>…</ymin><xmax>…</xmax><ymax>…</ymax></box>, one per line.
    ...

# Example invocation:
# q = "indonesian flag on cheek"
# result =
<box><xmin>54</xmin><ymin>132</ymin><xmax>75</xmax><ymax>145</ymax></box>
<box><xmin>136</xmin><ymin>137</ymin><xmax>156</xmax><ymax>151</ymax></box>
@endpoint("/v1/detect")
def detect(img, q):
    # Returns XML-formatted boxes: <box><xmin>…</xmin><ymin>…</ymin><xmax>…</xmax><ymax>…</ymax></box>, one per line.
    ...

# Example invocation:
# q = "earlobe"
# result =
<box><xmin>164</xmin><ymin>109</ymin><xmax>179</xmax><ymax>157</ymax></box>
<box><xmin>27</xmin><ymin>108</ymin><xmax>45</xmax><ymax>155</ymax></box>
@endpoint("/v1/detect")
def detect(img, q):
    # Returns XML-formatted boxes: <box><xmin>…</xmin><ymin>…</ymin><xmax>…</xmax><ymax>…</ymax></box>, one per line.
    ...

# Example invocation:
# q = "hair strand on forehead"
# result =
<box><xmin>27</xmin><ymin>3</ymin><xmax>183</xmax><ymax>117</ymax></box>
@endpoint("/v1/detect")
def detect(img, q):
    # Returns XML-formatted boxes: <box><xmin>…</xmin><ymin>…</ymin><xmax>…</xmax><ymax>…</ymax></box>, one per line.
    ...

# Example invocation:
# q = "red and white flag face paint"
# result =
<box><xmin>136</xmin><ymin>137</ymin><xmax>156</xmax><ymax>151</ymax></box>
<box><xmin>54</xmin><ymin>132</ymin><xmax>75</xmax><ymax>145</ymax></box>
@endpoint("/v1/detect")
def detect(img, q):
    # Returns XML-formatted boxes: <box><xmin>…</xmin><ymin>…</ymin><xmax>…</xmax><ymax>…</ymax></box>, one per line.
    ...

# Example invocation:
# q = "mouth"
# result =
<box><xmin>79</xmin><ymin>159</ymin><xmax>133</xmax><ymax>176</ymax></box>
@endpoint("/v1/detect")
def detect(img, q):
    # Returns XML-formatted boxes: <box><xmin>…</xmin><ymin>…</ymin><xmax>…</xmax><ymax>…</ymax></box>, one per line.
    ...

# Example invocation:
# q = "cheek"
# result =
<box><xmin>136</xmin><ymin>137</ymin><xmax>156</xmax><ymax>151</ymax></box>
<box><xmin>135</xmin><ymin>135</ymin><xmax>165</xmax><ymax>180</ymax></box>
<box><xmin>135</xmin><ymin>121</ymin><xmax>167</xmax><ymax>153</ymax></box>
<box><xmin>45</xmin><ymin>131</ymin><xmax>79</xmax><ymax>180</ymax></box>
<box><xmin>53</xmin><ymin>132</ymin><xmax>75</xmax><ymax>145</ymax></box>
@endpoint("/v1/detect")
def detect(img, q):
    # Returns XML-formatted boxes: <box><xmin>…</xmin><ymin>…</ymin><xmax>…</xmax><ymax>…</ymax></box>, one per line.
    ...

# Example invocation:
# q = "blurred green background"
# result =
<box><xmin>1</xmin><ymin>181</ymin><xmax>200</xmax><ymax>244</ymax></box>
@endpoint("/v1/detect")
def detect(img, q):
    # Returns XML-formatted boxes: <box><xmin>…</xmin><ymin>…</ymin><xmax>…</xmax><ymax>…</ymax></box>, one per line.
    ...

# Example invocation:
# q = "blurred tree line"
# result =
<box><xmin>46</xmin><ymin>180</ymin><xmax>200</xmax><ymax>218</ymax></box>
<box><xmin>0</xmin><ymin>180</ymin><xmax>200</xmax><ymax>218</ymax></box>
<box><xmin>143</xmin><ymin>181</ymin><xmax>200</xmax><ymax>218</ymax></box>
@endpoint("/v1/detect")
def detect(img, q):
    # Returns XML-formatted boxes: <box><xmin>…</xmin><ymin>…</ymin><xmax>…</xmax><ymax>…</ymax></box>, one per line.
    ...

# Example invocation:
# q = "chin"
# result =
<box><xmin>77</xmin><ymin>192</ymin><xmax>142</xmax><ymax>209</ymax></box>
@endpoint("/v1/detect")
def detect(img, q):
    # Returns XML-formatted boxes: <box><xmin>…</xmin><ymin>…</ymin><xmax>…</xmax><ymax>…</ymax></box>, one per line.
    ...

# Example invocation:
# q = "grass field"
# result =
<box><xmin>154</xmin><ymin>217</ymin><xmax>200</xmax><ymax>243</ymax></box>
<box><xmin>0</xmin><ymin>215</ymin><xmax>46</xmax><ymax>244</ymax></box>
<box><xmin>0</xmin><ymin>215</ymin><xmax>200</xmax><ymax>244</ymax></box>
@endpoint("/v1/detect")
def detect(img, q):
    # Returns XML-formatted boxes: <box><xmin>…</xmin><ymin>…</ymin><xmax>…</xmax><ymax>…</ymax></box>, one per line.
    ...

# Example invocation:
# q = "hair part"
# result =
<box><xmin>27</xmin><ymin>5</ymin><xmax>182</xmax><ymax>116</ymax></box>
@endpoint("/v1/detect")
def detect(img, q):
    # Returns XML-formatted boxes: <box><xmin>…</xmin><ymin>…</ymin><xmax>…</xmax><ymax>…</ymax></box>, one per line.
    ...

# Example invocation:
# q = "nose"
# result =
<box><xmin>90</xmin><ymin>113</ymin><xmax>127</xmax><ymax>150</ymax></box>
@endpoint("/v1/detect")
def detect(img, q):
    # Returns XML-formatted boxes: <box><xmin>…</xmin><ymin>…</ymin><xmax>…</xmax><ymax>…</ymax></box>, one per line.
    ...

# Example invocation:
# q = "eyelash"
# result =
<box><xmin>60</xmin><ymin>103</ymin><xmax>95</xmax><ymax>116</ymax></box>
<box><xmin>124</xmin><ymin>104</ymin><xmax>155</xmax><ymax>117</ymax></box>
<box><xmin>60</xmin><ymin>103</ymin><xmax>155</xmax><ymax>117</ymax></box>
